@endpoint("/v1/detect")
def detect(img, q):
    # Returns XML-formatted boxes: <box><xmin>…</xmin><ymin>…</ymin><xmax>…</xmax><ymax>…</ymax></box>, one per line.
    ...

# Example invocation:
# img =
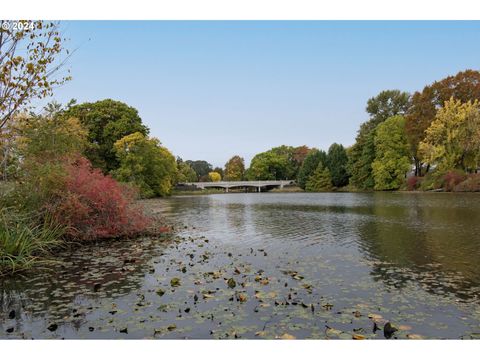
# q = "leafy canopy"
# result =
<box><xmin>208</xmin><ymin>171</ymin><xmax>222</xmax><ymax>182</ymax></box>
<box><xmin>406</xmin><ymin>69</ymin><xmax>480</xmax><ymax>174</ymax></box>
<box><xmin>247</xmin><ymin>145</ymin><xmax>308</xmax><ymax>181</ymax></box>
<box><xmin>113</xmin><ymin>132</ymin><xmax>176</xmax><ymax>198</ymax></box>
<box><xmin>348</xmin><ymin>90</ymin><xmax>410</xmax><ymax>189</ymax></box>
<box><xmin>63</xmin><ymin>99</ymin><xmax>149</xmax><ymax>173</ymax></box>
<box><xmin>224</xmin><ymin>155</ymin><xmax>245</xmax><ymax>181</ymax></box>
<box><xmin>419</xmin><ymin>98</ymin><xmax>480</xmax><ymax>172</ymax></box>
<box><xmin>175</xmin><ymin>158</ymin><xmax>197</xmax><ymax>183</ymax></box>
<box><xmin>185</xmin><ymin>160</ymin><xmax>213</xmax><ymax>181</ymax></box>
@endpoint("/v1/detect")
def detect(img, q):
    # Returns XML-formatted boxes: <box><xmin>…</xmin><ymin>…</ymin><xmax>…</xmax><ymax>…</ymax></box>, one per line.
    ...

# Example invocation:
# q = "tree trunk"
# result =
<box><xmin>414</xmin><ymin>157</ymin><xmax>422</xmax><ymax>177</ymax></box>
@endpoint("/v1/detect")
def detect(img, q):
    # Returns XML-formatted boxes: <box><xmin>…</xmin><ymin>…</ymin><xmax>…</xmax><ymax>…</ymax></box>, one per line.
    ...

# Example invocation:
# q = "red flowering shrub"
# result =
<box><xmin>442</xmin><ymin>170</ymin><xmax>467</xmax><ymax>192</ymax></box>
<box><xmin>454</xmin><ymin>173</ymin><xmax>480</xmax><ymax>192</ymax></box>
<box><xmin>48</xmin><ymin>157</ymin><xmax>150</xmax><ymax>241</ymax></box>
<box><xmin>406</xmin><ymin>176</ymin><xmax>421</xmax><ymax>191</ymax></box>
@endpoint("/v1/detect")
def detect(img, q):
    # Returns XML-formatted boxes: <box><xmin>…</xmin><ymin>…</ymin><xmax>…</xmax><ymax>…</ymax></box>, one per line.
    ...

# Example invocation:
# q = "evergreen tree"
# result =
<box><xmin>372</xmin><ymin>116</ymin><xmax>411</xmax><ymax>190</ymax></box>
<box><xmin>297</xmin><ymin>149</ymin><xmax>327</xmax><ymax>189</ymax></box>
<box><xmin>326</xmin><ymin>143</ymin><xmax>350</xmax><ymax>187</ymax></box>
<box><xmin>305</xmin><ymin>163</ymin><xmax>333</xmax><ymax>192</ymax></box>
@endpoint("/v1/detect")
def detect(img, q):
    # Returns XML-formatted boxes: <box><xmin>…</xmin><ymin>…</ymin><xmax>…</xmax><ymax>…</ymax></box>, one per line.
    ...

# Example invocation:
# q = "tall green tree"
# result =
<box><xmin>347</xmin><ymin>122</ymin><xmax>377</xmax><ymax>190</ymax></box>
<box><xmin>366</xmin><ymin>90</ymin><xmax>411</xmax><ymax>126</ymax></box>
<box><xmin>63</xmin><ymin>99</ymin><xmax>149</xmax><ymax>173</ymax></box>
<box><xmin>113</xmin><ymin>132</ymin><xmax>176</xmax><ymax>198</ymax></box>
<box><xmin>326</xmin><ymin>143</ymin><xmax>350</xmax><ymax>187</ymax></box>
<box><xmin>247</xmin><ymin>145</ymin><xmax>306</xmax><ymax>181</ymax></box>
<box><xmin>372</xmin><ymin>116</ymin><xmax>411</xmax><ymax>190</ymax></box>
<box><xmin>224</xmin><ymin>155</ymin><xmax>245</xmax><ymax>181</ymax></box>
<box><xmin>406</xmin><ymin>69</ymin><xmax>480</xmax><ymax>176</ymax></box>
<box><xmin>349</xmin><ymin>90</ymin><xmax>411</xmax><ymax>190</ymax></box>
<box><xmin>185</xmin><ymin>160</ymin><xmax>213</xmax><ymax>181</ymax></box>
<box><xmin>305</xmin><ymin>163</ymin><xmax>333</xmax><ymax>192</ymax></box>
<box><xmin>297</xmin><ymin>148</ymin><xmax>327</xmax><ymax>189</ymax></box>
<box><xmin>175</xmin><ymin>157</ymin><xmax>197</xmax><ymax>183</ymax></box>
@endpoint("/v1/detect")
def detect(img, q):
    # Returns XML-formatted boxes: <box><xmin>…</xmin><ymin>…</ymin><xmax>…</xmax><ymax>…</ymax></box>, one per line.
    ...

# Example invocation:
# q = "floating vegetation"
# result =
<box><xmin>1</xmin><ymin>194</ymin><xmax>480</xmax><ymax>339</ymax></box>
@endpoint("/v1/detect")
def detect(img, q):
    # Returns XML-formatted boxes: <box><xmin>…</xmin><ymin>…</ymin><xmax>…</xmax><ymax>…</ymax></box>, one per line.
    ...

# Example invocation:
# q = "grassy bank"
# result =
<box><xmin>269</xmin><ymin>186</ymin><xmax>304</xmax><ymax>193</ymax></box>
<box><xmin>172</xmin><ymin>188</ymin><xmax>227</xmax><ymax>196</ymax></box>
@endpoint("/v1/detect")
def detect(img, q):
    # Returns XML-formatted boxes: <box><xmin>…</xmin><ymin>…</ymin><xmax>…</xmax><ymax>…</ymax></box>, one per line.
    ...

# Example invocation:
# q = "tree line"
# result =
<box><xmin>193</xmin><ymin>70</ymin><xmax>480</xmax><ymax>192</ymax></box>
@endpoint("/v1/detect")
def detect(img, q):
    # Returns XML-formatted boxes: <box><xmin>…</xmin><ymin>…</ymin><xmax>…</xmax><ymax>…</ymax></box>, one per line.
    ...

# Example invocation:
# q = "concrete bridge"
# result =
<box><xmin>180</xmin><ymin>180</ymin><xmax>295</xmax><ymax>192</ymax></box>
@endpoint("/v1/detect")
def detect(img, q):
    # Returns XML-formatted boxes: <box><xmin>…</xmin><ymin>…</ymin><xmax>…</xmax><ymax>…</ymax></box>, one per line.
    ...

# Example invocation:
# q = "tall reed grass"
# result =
<box><xmin>0</xmin><ymin>209</ymin><xmax>65</xmax><ymax>274</ymax></box>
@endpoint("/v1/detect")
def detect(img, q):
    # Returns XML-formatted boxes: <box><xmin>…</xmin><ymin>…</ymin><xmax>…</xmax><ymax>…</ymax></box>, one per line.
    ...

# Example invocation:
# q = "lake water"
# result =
<box><xmin>1</xmin><ymin>192</ymin><xmax>480</xmax><ymax>339</ymax></box>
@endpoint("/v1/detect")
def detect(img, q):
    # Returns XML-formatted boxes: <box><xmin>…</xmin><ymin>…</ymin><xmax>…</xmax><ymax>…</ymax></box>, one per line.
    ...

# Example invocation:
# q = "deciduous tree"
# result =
<box><xmin>63</xmin><ymin>99</ymin><xmax>149</xmax><ymax>172</ymax></box>
<box><xmin>348</xmin><ymin>90</ymin><xmax>410</xmax><ymax>189</ymax></box>
<box><xmin>419</xmin><ymin>98</ymin><xmax>480</xmax><ymax>172</ymax></box>
<box><xmin>113</xmin><ymin>132</ymin><xmax>176</xmax><ymax>198</ymax></box>
<box><xmin>8</xmin><ymin>106</ymin><xmax>88</xmax><ymax>211</ymax></box>
<box><xmin>224</xmin><ymin>155</ymin><xmax>245</xmax><ymax>181</ymax></box>
<box><xmin>247</xmin><ymin>145</ymin><xmax>299</xmax><ymax>181</ymax></box>
<box><xmin>0</xmin><ymin>21</ymin><xmax>71</xmax><ymax>129</ymax></box>
<box><xmin>185</xmin><ymin>160</ymin><xmax>212</xmax><ymax>181</ymax></box>
<box><xmin>208</xmin><ymin>171</ymin><xmax>222</xmax><ymax>182</ymax></box>
<box><xmin>175</xmin><ymin>157</ymin><xmax>197</xmax><ymax>183</ymax></box>
<box><xmin>406</xmin><ymin>70</ymin><xmax>480</xmax><ymax>175</ymax></box>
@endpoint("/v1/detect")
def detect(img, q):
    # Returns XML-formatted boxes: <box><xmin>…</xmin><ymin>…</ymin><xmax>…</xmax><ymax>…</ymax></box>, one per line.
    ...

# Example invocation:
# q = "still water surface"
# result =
<box><xmin>1</xmin><ymin>192</ymin><xmax>480</xmax><ymax>339</ymax></box>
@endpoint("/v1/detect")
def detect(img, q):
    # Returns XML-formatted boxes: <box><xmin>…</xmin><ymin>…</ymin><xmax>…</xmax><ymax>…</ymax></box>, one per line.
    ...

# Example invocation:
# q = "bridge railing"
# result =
<box><xmin>178</xmin><ymin>180</ymin><xmax>296</xmax><ymax>192</ymax></box>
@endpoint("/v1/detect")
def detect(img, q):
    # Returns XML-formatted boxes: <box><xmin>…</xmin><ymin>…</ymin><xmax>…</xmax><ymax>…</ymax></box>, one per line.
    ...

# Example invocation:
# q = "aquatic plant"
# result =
<box><xmin>0</xmin><ymin>209</ymin><xmax>64</xmax><ymax>274</ymax></box>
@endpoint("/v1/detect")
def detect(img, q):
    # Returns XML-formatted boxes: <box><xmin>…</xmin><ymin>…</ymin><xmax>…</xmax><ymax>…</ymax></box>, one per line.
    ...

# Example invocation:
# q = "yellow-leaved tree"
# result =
<box><xmin>208</xmin><ymin>171</ymin><xmax>222</xmax><ymax>182</ymax></box>
<box><xmin>419</xmin><ymin>98</ymin><xmax>480</xmax><ymax>172</ymax></box>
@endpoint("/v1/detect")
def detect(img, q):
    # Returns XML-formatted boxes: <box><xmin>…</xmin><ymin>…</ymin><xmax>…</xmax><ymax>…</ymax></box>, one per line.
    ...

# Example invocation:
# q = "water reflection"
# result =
<box><xmin>356</xmin><ymin>193</ymin><xmax>480</xmax><ymax>302</ymax></box>
<box><xmin>164</xmin><ymin>193</ymin><xmax>480</xmax><ymax>303</ymax></box>
<box><xmin>1</xmin><ymin>193</ymin><xmax>480</xmax><ymax>339</ymax></box>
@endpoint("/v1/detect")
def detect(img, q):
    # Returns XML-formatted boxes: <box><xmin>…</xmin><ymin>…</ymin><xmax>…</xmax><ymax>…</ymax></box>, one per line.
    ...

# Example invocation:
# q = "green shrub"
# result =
<box><xmin>418</xmin><ymin>171</ymin><xmax>445</xmax><ymax>191</ymax></box>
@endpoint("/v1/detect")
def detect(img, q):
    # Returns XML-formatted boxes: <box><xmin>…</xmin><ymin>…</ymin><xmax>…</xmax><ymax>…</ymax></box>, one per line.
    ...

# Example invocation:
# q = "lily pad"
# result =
<box><xmin>227</xmin><ymin>278</ymin><xmax>236</xmax><ymax>288</ymax></box>
<box><xmin>170</xmin><ymin>278</ymin><xmax>181</xmax><ymax>287</ymax></box>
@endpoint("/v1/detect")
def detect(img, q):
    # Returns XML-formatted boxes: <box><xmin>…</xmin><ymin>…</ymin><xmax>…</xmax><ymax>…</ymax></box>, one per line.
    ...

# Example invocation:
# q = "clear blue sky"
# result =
<box><xmin>51</xmin><ymin>21</ymin><xmax>480</xmax><ymax>167</ymax></box>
